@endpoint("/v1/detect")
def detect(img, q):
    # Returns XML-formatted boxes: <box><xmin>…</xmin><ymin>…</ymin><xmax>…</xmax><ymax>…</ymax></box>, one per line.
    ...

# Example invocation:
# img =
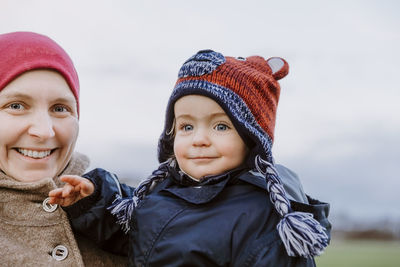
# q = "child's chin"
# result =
<box><xmin>192</xmin><ymin>172</ymin><xmax>217</xmax><ymax>181</ymax></box>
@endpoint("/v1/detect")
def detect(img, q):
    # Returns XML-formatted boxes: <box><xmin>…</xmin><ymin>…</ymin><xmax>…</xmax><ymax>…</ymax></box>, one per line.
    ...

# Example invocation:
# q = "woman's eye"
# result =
<box><xmin>215</xmin><ymin>123</ymin><xmax>228</xmax><ymax>131</ymax></box>
<box><xmin>7</xmin><ymin>103</ymin><xmax>25</xmax><ymax>110</ymax></box>
<box><xmin>53</xmin><ymin>105</ymin><xmax>68</xmax><ymax>113</ymax></box>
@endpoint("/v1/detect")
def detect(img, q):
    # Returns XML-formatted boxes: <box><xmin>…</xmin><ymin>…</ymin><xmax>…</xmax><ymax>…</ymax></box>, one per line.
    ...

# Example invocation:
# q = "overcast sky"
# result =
<box><xmin>1</xmin><ymin>0</ymin><xmax>399</xmax><ymax>222</ymax></box>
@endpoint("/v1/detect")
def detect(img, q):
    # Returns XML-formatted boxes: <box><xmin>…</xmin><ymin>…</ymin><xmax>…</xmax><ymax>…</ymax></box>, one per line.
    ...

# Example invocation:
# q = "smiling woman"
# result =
<box><xmin>0</xmin><ymin>31</ymin><xmax>126</xmax><ymax>266</ymax></box>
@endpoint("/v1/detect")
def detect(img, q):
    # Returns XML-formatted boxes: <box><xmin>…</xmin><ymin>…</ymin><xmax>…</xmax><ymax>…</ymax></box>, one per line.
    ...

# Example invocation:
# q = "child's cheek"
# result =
<box><xmin>173</xmin><ymin>137</ymin><xmax>186</xmax><ymax>162</ymax></box>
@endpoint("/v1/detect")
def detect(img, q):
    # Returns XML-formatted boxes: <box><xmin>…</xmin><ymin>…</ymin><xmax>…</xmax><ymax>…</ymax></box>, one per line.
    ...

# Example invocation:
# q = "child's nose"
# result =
<box><xmin>28</xmin><ymin>112</ymin><xmax>55</xmax><ymax>140</ymax></box>
<box><xmin>192</xmin><ymin>128</ymin><xmax>211</xmax><ymax>146</ymax></box>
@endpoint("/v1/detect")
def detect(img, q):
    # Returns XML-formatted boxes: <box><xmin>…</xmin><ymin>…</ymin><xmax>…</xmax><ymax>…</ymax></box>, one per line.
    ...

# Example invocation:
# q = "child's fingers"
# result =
<box><xmin>48</xmin><ymin>196</ymin><xmax>69</xmax><ymax>206</ymax></box>
<box><xmin>48</xmin><ymin>188</ymin><xmax>66</xmax><ymax>205</ymax></box>
<box><xmin>47</xmin><ymin>196</ymin><xmax>60</xmax><ymax>205</ymax></box>
<box><xmin>48</xmin><ymin>195</ymin><xmax>68</xmax><ymax>205</ymax></box>
<box><xmin>60</xmin><ymin>175</ymin><xmax>94</xmax><ymax>196</ymax></box>
<box><xmin>80</xmin><ymin>180</ymin><xmax>95</xmax><ymax>196</ymax></box>
<box><xmin>49</xmin><ymin>188</ymin><xmax>64</xmax><ymax>197</ymax></box>
<box><xmin>48</xmin><ymin>175</ymin><xmax>94</xmax><ymax>207</ymax></box>
<box><xmin>62</xmin><ymin>183</ymin><xmax>75</xmax><ymax>198</ymax></box>
<box><xmin>60</xmin><ymin>175</ymin><xmax>87</xmax><ymax>186</ymax></box>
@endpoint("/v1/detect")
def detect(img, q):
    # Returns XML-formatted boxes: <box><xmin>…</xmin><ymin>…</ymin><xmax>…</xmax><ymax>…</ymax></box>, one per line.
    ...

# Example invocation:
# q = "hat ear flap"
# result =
<box><xmin>267</xmin><ymin>57</ymin><xmax>289</xmax><ymax>80</ymax></box>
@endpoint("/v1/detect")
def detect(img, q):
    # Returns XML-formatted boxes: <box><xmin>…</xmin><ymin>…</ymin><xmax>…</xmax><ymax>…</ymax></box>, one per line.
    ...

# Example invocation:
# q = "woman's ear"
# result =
<box><xmin>266</xmin><ymin>57</ymin><xmax>289</xmax><ymax>80</ymax></box>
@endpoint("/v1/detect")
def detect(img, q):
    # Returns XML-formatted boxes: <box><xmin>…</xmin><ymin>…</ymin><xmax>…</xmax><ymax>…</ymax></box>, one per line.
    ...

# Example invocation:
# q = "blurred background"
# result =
<box><xmin>2</xmin><ymin>0</ymin><xmax>399</xmax><ymax>265</ymax></box>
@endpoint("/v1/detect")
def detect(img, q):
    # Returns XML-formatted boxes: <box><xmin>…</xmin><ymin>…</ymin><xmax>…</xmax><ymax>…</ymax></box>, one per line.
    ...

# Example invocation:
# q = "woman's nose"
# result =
<box><xmin>192</xmin><ymin>128</ymin><xmax>211</xmax><ymax>146</ymax></box>
<box><xmin>28</xmin><ymin>112</ymin><xmax>55</xmax><ymax>140</ymax></box>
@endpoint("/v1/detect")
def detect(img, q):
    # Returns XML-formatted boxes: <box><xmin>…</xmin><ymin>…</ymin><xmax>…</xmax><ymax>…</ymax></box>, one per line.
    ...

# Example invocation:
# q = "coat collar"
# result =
<box><xmin>161</xmin><ymin>167</ymin><xmax>265</xmax><ymax>204</ymax></box>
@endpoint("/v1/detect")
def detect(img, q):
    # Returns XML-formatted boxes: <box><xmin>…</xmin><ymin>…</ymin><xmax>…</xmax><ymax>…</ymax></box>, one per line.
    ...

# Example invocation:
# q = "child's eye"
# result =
<box><xmin>215</xmin><ymin>123</ymin><xmax>229</xmax><ymax>131</ymax></box>
<box><xmin>178</xmin><ymin>123</ymin><xmax>194</xmax><ymax>132</ymax></box>
<box><xmin>183</xmin><ymin>124</ymin><xmax>194</xmax><ymax>131</ymax></box>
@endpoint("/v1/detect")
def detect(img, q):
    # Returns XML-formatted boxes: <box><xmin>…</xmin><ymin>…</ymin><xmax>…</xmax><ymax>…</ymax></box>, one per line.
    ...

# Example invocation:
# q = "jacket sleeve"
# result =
<box><xmin>248</xmin><ymin>196</ymin><xmax>331</xmax><ymax>266</ymax></box>
<box><xmin>251</xmin><ymin>246</ymin><xmax>316</xmax><ymax>266</ymax></box>
<box><xmin>63</xmin><ymin>168</ymin><xmax>135</xmax><ymax>256</ymax></box>
<box><xmin>291</xmin><ymin>195</ymin><xmax>332</xmax><ymax>243</ymax></box>
<box><xmin>235</xmin><ymin>195</ymin><xmax>331</xmax><ymax>266</ymax></box>
<box><xmin>235</xmin><ymin>230</ymin><xmax>316</xmax><ymax>267</ymax></box>
<box><xmin>275</xmin><ymin>164</ymin><xmax>309</xmax><ymax>204</ymax></box>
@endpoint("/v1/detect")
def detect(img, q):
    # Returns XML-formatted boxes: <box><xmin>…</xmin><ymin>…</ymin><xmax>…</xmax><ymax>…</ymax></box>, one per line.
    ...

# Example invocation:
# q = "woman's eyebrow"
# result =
<box><xmin>52</xmin><ymin>96</ymin><xmax>76</xmax><ymax>103</ymax></box>
<box><xmin>1</xmin><ymin>92</ymin><xmax>76</xmax><ymax>103</ymax></box>
<box><xmin>1</xmin><ymin>92</ymin><xmax>33</xmax><ymax>100</ymax></box>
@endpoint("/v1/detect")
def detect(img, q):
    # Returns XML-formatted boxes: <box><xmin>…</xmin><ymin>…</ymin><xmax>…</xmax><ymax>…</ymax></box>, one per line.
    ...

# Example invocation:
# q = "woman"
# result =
<box><xmin>0</xmin><ymin>31</ymin><xmax>127</xmax><ymax>266</ymax></box>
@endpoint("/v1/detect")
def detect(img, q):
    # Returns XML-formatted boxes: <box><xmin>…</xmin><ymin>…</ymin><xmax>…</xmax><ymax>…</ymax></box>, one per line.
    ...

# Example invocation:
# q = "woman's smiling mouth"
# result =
<box><xmin>16</xmin><ymin>148</ymin><xmax>53</xmax><ymax>159</ymax></box>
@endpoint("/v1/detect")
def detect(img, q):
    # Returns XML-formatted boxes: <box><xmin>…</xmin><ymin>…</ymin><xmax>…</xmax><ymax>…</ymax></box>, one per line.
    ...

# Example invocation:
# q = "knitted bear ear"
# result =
<box><xmin>267</xmin><ymin>57</ymin><xmax>289</xmax><ymax>80</ymax></box>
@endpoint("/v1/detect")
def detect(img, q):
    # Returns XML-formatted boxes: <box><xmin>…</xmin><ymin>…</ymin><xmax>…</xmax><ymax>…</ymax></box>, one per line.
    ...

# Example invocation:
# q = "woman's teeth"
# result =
<box><xmin>17</xmin><ymin>148</ymin><xmax>52</xmax><ymax>159</ymax></box>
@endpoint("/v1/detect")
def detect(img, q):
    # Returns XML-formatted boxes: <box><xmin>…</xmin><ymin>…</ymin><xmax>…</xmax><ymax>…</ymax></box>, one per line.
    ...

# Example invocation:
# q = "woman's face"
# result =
<box><xmin>0</xmin><ymin>70</ymin><xmax>79</xmax><ymax>182</ymax></box>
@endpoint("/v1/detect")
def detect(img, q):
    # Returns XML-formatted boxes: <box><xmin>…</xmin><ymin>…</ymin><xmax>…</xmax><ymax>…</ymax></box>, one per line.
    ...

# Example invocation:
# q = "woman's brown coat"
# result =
<box><xmin>0</xmin><ymin>153</ymin><xmax>127</xmax><ymax>266</ymax></box>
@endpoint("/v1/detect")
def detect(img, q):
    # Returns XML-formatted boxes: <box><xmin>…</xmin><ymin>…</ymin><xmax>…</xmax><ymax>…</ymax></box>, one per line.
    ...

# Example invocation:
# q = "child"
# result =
<box><xmin>50</xmin><ymin>50</ymin><xmax>331</xmax><ymax>266</ymax></box>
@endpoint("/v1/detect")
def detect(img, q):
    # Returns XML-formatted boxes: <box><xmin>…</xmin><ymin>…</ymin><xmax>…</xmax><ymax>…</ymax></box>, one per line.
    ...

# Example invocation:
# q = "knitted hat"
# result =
<box><xmin>157</xmin><ymin>50</ymin><xmax>328</xmax><ymax>257</ymax></box>
<box><xmin>0</xmin><ymin>31</ymin><xmax>80</xmax><ymax>114</ymax></box>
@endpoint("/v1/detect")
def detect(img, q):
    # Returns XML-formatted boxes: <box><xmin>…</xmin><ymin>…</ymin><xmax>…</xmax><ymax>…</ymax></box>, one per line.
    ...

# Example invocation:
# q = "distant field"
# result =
<box><xmin>315</xmin><ymin>239</ymin><xmax>400</xmax><ymax>267</ymax></box>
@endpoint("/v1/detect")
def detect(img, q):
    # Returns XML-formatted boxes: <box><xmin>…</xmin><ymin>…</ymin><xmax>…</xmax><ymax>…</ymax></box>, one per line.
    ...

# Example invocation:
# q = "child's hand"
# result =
<box><xmin>48</xmin><ymin>175</ymin><xmax>94</xmax><ymax>206</ymax></box>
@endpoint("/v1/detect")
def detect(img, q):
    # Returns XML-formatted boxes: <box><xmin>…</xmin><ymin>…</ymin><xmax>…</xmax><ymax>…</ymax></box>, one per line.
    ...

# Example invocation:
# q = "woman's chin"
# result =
<box><xmin>9</xmin><ymin>169</ymin><xmax>58</xmax><ymax>183</ymax></box>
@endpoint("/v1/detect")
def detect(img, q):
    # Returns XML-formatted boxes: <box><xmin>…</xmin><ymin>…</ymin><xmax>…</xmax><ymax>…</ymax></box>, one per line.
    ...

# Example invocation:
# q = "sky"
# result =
<box><xmin>1</xmin><ymin>0</ymin><xmax>399</xmax><ymax>223</ymax></box>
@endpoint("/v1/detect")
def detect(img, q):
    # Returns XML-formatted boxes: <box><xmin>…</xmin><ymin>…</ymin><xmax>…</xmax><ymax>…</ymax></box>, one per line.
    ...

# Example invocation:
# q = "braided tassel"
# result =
<box><xmin>109</xmin><ymin>195</ymin><xmax>138</xmax><ymax>233</ymax></box>
<box><xmin>109</xmin><ymin>159</ymin><xmax>172</xmax><ymax>233</ymax></box>
<box><xmin>277</xmin><ymin>212</ymin><xmax>329</xmax><ymax>257</ymax></box>
<box><xmin>255</xmin><ymin>155</ymin><xmax>328</xmax><ymax>257</ymax></box>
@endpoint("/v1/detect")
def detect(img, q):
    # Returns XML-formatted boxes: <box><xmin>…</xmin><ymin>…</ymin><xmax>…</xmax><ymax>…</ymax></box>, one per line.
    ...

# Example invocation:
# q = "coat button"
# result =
<box><xmin>42</xmin><ymin>197</ymin><xmax>58</xmax><ymax>212</ymax></box>
<box><xmin>52</xmin><ymin>245</ymin><xmax>68</xmax><ymax>261</ymax></box>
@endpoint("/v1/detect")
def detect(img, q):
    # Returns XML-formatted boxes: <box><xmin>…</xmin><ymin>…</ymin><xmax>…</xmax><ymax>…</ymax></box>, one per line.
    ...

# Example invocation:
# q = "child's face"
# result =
<box><xmin>0</xmin><ymin>70</ymin><xmax>79</xmax><ymax>182</ymax></box>
<box><xmin>173</xmin><ymin>95</ymin><xmax>248</xmax><ymax>180</ymax></box>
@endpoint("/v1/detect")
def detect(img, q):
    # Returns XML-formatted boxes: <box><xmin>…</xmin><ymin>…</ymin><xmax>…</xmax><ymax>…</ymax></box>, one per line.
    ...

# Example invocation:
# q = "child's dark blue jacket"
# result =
<box><xmin>65</xmin><ymin>166</ymin><xmax>331</xmax><ymax>267</ymax></box>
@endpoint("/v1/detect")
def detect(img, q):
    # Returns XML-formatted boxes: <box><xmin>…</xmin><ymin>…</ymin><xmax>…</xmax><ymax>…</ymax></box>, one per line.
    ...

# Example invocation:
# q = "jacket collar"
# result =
<box><xmin>162</xmin><ymin>167</ymin><xmax>265</xmax><ymax>204</ymax></box>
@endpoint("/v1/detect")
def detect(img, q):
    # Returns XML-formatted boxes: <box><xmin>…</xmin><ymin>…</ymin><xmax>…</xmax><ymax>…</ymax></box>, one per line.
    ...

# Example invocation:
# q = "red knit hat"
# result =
<box><xmin>0</xmin><ymin>31</ymin><xmax>80</xmax><ymax>114</ymax></box>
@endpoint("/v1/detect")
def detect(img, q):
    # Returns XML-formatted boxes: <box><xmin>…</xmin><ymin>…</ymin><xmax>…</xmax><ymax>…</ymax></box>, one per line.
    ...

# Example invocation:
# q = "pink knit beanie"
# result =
<box><xmin>0</xmin><ymin>31</ymin><xmax>80</xmax><ymax>114</ymax></box>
